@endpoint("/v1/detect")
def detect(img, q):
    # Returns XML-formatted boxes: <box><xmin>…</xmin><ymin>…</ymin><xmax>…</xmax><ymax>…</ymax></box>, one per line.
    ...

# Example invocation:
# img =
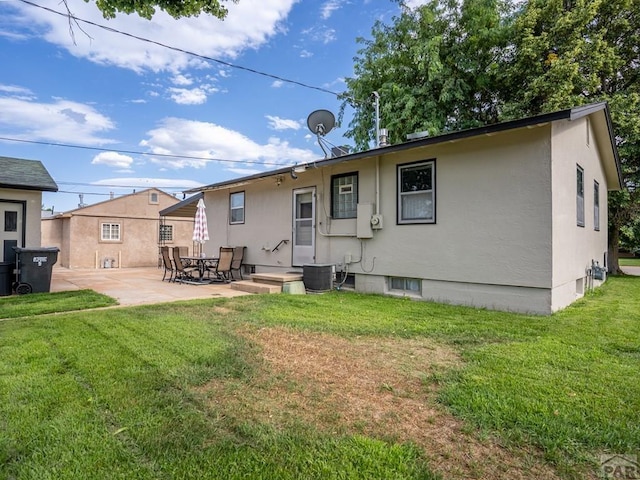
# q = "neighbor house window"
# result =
<box><xmin>389</xmin><ymin>277</ymin><xmax>421</xmax><ymax>294</ymax></box>
<box><xmin>159</xmin><ymin>224</ymin><xmax>173</xmax><ymax>242</ymax></box>
<box><xmin>577</xmin><ymin>165</ymin><xmax>585</xmax><ymax>227</ymax></box>
<box><xmin>594</xmin><ymin>180</ymin><xmax>600</xmax><ymax>231</ymax></box>
<box><xmin>331</xmin><ymin>172</ymin><xmax>358</xmax><ymax>219</ymax></box>
<box><xmin>230</xmin><ymin>191</ymin><xmax>245</xmax><ymax>224</ymax></box>
<box><xmin>101</xmin><ymin>223</ymin><xmax>121</xmax><ymax>241</ymax></box>
<box><xmin>149</xmin><ymin>192</ymin><xmax>159</xmax><ymax>204</ymax></box>
<box><xmin>398</xmin><ymin>160</ymin><xmax>435</xmax><ymax>224</ymax></box>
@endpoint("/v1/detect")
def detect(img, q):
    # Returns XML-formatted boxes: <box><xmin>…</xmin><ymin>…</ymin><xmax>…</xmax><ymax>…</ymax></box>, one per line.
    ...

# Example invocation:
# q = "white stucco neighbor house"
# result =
<box><xmin>186</xmin><ymin>102</ymin><xmax>622</xmax><ymax>314</ymax></box>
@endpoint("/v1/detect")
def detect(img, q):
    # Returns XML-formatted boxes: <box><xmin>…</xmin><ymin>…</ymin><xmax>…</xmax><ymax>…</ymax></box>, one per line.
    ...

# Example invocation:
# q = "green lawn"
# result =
<box><xmin>619</xmin><ymin>257</ymin><xmax>640</xmax><ymax>266</ymax></box>
<box><xmin>1</xmin><ymin>278</ymin><xmax>639</xmax><ymax>479</ymax></box>
<box><xmin>0</xmin><ymin>289</ymin><xmax>117</xmax><ymax>318</ymax></box>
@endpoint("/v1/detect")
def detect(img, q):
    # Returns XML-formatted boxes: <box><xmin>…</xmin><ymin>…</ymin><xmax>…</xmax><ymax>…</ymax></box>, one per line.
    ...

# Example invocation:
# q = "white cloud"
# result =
<box><xmin>92</xmin><ymin>151</ymin><xmax>134</xmax><ymax>169</ymax></box>
<box><xmin>266</xmin><ymin>115</ymin><xmax>302</xmax><ymax>131</ymax></box>
<box><xmin>0</xmin><ymin>95</ymin><xmax>115</xmax><ymax>145</ymax></box>
<box><xmin>271</xmin><ymin>80</ymin><xmax>284</xmax><ymax>88</ymax></box>
<box><xmin>0</xmin><ymin>84</ymin><xmax>34</xmax><ymax>98</ymax></box>
<box><xmin>402</xmin><ymin>0</ymin><xmax>429</xmax><ymax>9</ymax></box>
<box><xmin>7</xmin><ymin>0</ymin><xmax>297</xmax><ymax>73</ymax></box>
<box><xmin>321</xmin><ymin>0</ymin><xmax>344</xmax><ymax>19</ymax></box>
<box><xmin>301</xmin><ymin>26</ymin><xmax>336</xmax><ymax>45</ymax></box>
<box><xmin>300</xmin><ymin>49</ymin><xmax>313</xmax><ymax>58</ymax></box>
<box><xmin>140</xmin><ymin>117</ymin><xmax>317</xmax><ymax>171</ymax></box>
<box><xmin>171</xmin><ymin>74</ymin><xmax>193</xmax><ymax>86</ymax></box>
<box><xmin>168</xmin><ymin>87</ymin><xmax>208</xmax><ymax>105</ymax></box>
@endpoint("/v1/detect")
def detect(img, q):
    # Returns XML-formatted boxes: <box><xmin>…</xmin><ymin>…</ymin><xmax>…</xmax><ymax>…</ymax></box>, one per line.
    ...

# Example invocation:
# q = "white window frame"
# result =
<box><xmin>577</xmin><ymin>165</ymin><xmax>585</xmax><ymax>227</ymax></box>
<box><xmin>388</xmin><ymin>277</ymin><xmax>422</xmax><ymax>294</ymax></box>
<box><xmin>230</xmin><ymin>191</ymin><xmax>245</xmax><ymax>225</ymax></box>
<box><xmin>397</xmin><ymin>160</ymin><xmax>435</xmax><ymax>224</ymax></box>
<box><xmin>331</xmin><ymin>172</ymin><xmax>358</xmax><ymax>219</ymax></box>
<box><xmin>101</xmin><ymin>223</ymin><xmax>121</xmax><ymax>241</ymax></box>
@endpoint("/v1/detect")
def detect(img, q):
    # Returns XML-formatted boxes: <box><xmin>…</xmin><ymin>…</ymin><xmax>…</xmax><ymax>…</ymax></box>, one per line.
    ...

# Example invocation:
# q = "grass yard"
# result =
<box><xmin>619</xmin><ymin>257</ymin><xmax>640</xmax><ymax>266</ymax></box>
<box><xmin>1</xmin><ymin>278</ymin><xmax>639</xmax><ymax>479</ymax></box>
<box><xmin>0</xmin><ymin>289</ymin><xmax>117</xmax><ymax>319</ymax></box>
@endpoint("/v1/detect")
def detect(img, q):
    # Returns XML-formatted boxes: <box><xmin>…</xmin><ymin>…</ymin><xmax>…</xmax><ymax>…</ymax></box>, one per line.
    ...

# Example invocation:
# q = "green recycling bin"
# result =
<box><xmin>12</xmin><ymin>247</ymin><xmax>59</xmax><ymax>294</ymax></box>
<box><xmin>0</xmin><ymin>262</ymin><xmax>14</xmax><ymax>296</ymax></box>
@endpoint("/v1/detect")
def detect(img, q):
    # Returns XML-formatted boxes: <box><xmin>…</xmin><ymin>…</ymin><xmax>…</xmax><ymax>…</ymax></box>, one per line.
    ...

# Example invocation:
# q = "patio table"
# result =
<box><xmin>183</xmin><ymin>256</ymin><xmax>219</xmax><ymax>282</ymax></box>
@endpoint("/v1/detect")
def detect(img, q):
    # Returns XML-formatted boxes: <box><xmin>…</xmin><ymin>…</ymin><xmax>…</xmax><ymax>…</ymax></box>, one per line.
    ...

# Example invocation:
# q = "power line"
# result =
<box><xmin>18</xmin><ymin>0</ymin><xmax>343</xmax><ymax>97</ymax></box>
<box><xmin>0</xmin><ymin>135</ymin><xmax>285</xmax><ymax>166</ymax></box>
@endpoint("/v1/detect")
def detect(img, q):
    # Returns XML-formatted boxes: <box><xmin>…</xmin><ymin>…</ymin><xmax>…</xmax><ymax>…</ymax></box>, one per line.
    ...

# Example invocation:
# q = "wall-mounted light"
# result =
<box><xmin>275</xmin><ymin>175</ymin><xmax>284</xmax><ymax>186</ymax></box>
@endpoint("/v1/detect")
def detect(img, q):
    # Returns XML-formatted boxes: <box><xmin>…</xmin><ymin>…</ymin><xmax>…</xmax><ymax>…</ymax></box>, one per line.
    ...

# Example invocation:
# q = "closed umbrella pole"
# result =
<box><xmin>193</xmin><ymin>198</ymin><xmax>209</xmax><ymax>256</ymax></box>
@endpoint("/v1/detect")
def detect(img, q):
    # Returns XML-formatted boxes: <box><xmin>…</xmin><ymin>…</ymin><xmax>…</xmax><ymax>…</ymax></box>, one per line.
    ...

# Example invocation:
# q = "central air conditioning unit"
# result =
<box><xmin>303</xmin><ymin>264</ymin><xmax>334</xmax><ymax>292</ymax></box>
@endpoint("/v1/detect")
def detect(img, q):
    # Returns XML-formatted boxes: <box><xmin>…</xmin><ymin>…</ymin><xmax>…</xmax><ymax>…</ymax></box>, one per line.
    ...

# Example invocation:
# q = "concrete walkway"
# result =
<box><xmin>50</xmin><ymin>266</ymin><xmax>250</xmax><ymax>306</ymax></box>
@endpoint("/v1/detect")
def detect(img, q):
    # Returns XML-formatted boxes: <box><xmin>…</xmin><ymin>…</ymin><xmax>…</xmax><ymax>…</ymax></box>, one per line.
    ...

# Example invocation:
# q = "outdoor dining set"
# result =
<box><xmin>160</xmin><ymin>245</ymin><xmax>246</xmax><ymax>285</ymax></box>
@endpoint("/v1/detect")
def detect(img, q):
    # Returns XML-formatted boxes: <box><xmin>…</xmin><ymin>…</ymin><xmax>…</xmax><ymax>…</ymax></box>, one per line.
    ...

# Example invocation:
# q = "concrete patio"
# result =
<box><xmin>50</xmin><ymin>266</ymin><xmax>250</xmax><ymax>306</ymax></box>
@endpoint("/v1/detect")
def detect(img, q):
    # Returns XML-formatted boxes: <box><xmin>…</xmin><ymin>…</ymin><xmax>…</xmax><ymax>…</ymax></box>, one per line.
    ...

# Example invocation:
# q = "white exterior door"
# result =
<box><xmin>0</xmin><ymin>201</ymin><xmax>24</xmax><ymax>262</ymax></box>
<box><xmin>292</xmin><ymin>188</ymin><xmax>315</xmax><ymax>266</ymax></box>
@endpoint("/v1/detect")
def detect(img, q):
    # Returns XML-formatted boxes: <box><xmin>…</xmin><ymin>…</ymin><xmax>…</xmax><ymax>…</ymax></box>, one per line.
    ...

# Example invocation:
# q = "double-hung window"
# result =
<box><xmin>577</xmin><ymin>165</ymin><xmax>585</xmax><ymax>227</ymax></box>
<box><xmin>398</xmin><ymin>160</ymin><xmax>435</xmax><ymax>224</ymax></box>
<box><xmin>230</xmin><ymin>191</ymin><xmax>245</xmax><ymax>224</ymax></box>
<box><xmin>101</xmin><ymin>223</ymin><xmax>121</xmax><ymax>241</ymax></box>
<box><xmin>331</xmin><ymin>172</ymin><xmax>358</xmax><ymax>219</ymax></box>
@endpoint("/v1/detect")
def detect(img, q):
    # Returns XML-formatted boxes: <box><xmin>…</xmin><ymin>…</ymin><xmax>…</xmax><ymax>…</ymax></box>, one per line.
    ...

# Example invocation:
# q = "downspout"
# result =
<box><xmin>376</xmin><ymin>156</ymin><xmax>380</xmax><ymax>216</ymax></box>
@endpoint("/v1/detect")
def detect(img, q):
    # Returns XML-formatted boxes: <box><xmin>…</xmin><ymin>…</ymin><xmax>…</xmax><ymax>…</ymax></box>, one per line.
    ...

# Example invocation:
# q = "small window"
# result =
<box><xmin>577</xmin><ymin>165</ymin><xmax>585</xmax><ymax>227</ymax></box>
<box><xmin>230</xmin><ymin>191</ymin><xmax>245</xmax><ymax>224</ymax></box>
<box><xmin>4</xmin><ymin>211</ymin><xmax>17</xmax><ymax>232</ymax></box>
<box><xmin>159</xmin><ymin>224</ymin><xmax>173</xmax><ymax>242</ymax></box>
<box><xmin>398</xmin><ymin>160</ymin><xmax>435</xmax><ymax>224</ymax></box>
<box><xmin>331</xmin><ymin>172</ymin><xmax>358</xmax><ymax>219</ymax></box>
<box><xmin>389</xmin><ymin>277</ymin><xmax>421</xmax><ymax>294</ymax></box>
<box><xmin>594</xmin><ymin>181</ymin><xmax>600</xmax><ymax>231</ymax></box>
<box><xmin>101</xmin><ymin>223</ymin><xmax>121</xmax><ymax>241</ymax></box>
<box><xmin>149</xmin><ymin>192</ymin><xmax>159</xmax><ymax>204</ymax></box>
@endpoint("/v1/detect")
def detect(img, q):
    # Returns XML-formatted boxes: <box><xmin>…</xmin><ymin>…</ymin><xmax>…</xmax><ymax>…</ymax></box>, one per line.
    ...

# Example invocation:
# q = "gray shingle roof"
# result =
<box><xmin>0</xmin><ymin>156</ymin><xmax>58</xmax><ymax>192</ymax></box>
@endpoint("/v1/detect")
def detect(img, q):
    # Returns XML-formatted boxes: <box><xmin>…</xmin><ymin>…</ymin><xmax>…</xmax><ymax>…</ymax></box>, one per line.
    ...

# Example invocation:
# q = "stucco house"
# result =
<box><xmin>1</xmin><ymin>156</ymin><xmax>58</xmax><ymax>263</ymax></box>
<box><xmin>185</xmin><ymin>102</ymin><xmax>621</xmax><ymax>314</ymax></box>
<box><xmin>41</xmin><ymin>188</ymin><xmax>194</xmax><ymax>269</ymax></box>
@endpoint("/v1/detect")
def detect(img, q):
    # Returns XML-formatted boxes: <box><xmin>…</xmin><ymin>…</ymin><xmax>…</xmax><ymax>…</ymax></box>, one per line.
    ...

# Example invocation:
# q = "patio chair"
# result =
<box><xmin>172</xmin><ymin>246</ymin><xmax>198</xmax><ymax>283</ymax></box>
<box><xmin>230</xmin><ymin>246</ymin><xmax>246</xmax><ymax>280</ymax></box>
<box><xmin>160</xmin><ymin>246</ymin><xmax>174</xmax><ymax>282</ymax></box>
<box><xmin>207</xmin><ymin>246</ymin><xmax>234</xmax><ymax>282</ymax></box>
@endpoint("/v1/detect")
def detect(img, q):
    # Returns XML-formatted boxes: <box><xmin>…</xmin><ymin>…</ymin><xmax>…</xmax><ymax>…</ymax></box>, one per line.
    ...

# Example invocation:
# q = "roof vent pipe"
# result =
<box><xmin>379</xmin><ymin>128</ymin><xmax>389</xmax><ymax>147</ymax></box>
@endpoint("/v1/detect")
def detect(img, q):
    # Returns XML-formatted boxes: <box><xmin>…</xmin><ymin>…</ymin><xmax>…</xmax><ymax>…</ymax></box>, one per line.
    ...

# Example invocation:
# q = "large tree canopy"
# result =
<box><xmin>86</xmin><ymin>0</ymin><xmax>236</xmax><ymax>19</ymax></box>
<box><xmin>342</xmin><ymin>0</ymin><xmax>640</xmax><ymax>272</ymax></box>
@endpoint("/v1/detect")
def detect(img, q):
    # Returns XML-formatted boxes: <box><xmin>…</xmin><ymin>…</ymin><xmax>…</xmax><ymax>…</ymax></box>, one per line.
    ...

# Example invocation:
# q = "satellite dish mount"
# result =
<box><xmin>307</xmin><ymin>109</ymin><xmax>336</xmax><ymax>158</ymax></box>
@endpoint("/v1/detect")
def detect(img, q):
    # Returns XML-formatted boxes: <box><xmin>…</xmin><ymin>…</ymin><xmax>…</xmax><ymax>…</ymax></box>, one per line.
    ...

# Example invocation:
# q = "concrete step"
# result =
<box><xmin>231</xmin><ymin>280</ymin><xmax>282</xmax><ymax>294</ymax></box>
<box><xmin>250</xmin><ymin>272</ymin><xmax>303</xmax><ymax>286</ymax></box>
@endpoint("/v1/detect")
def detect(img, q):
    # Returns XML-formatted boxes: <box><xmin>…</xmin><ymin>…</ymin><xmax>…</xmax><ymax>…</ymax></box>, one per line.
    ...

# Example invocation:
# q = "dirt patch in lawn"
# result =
<box><xmin>196</xmin><ymin>327</ymin><xmax>576</xmax><ymax>480</ymax></box>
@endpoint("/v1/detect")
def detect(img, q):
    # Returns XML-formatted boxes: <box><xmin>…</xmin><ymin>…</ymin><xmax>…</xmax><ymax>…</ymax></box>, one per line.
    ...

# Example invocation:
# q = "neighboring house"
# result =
<box><xmin>41</xmin><ymin>188</ymin><xmax>194</xmax><ymax>269</ymax></box>
<box><xmin>185</xmin><ymin>102</ymin><xmax>621</xmax><ymax>315</ymax></box>
<box><xmin>0</xmin><ymin>156</ymin><xmax>58</xmax><ymax>262</ymax></box>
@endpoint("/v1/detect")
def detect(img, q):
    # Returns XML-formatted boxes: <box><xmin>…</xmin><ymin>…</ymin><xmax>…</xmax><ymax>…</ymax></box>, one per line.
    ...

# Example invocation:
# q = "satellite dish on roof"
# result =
<box><xmin>307</xmin><ymin>109</ymin><xmax>335</xmax><ymax>136</ymax></box>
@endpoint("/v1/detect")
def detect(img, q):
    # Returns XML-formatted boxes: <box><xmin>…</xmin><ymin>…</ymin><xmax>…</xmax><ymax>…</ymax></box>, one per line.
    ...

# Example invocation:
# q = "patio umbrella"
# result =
<box><xmin>193</xmin><ymin>198</ymin><xmax>209</xmax><ymax>256</ymax></box>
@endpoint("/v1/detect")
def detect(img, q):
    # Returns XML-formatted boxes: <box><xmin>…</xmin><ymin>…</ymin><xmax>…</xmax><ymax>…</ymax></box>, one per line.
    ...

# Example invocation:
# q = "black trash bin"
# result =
<box><xmin>12</xmin><ymin>247</ymin><xmax>60</xmax><ymax>294</ymax></box>
<box><xmin>0</xmin><ymin>261</ymin><xmax>14</xmax><ymax>296</ymax></box>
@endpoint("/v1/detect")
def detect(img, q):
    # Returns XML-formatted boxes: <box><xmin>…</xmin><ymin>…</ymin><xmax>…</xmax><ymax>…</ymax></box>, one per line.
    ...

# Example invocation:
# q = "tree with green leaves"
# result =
<box><xmin>84</xmin><ymin>0</ymin><xmax>236</xmax><ymax>19</ymax></box>
<box><xmin>342</xmin><ymin>0</ymin><xmax>640</xmax><ymax>273</ymax></box>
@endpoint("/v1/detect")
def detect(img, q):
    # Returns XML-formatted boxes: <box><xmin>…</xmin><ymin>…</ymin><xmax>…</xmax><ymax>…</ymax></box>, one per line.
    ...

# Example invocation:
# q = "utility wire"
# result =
<box><xmin>18</xmin><ymin>0</ymin><xmax>343</xmax><ymax>97</ymax></box>
<box><xmin>0</xmin><ymin>135</ymin><xmax>284</xmax><ymax>166</ymax></box>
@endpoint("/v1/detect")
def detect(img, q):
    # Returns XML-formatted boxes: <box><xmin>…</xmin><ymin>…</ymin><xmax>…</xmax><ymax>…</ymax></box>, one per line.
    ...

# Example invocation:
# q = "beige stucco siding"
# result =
<box><xmin>550</xmin><ymin>117</ymin><xmax>609</xmax><ymax>310</ymax></box>
<box><xmin>357</xmin><ymin>126</ymin><xmax>553</xmax><ymax>289</ymax></box>
<box><xmin>1</xmin><ymin>188</ymin><xmax>43</xmax><ymax>248</ymax></box>
<box><xmin>202</xmin><ymin>125</ymin><xmax>554</xmax><ymax>294</ymax></box>
<box><xmin>41</xmin><ymin>189</ymin><xmax>191</xmax><ymax>268</ymax></box>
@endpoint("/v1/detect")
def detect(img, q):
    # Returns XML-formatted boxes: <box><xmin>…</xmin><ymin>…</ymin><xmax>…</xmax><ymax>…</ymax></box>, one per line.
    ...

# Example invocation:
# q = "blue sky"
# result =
<box><xmin>0</xmin><ymin>0</ymin><xmax>424</xmax><ymax>212</ymax></box>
